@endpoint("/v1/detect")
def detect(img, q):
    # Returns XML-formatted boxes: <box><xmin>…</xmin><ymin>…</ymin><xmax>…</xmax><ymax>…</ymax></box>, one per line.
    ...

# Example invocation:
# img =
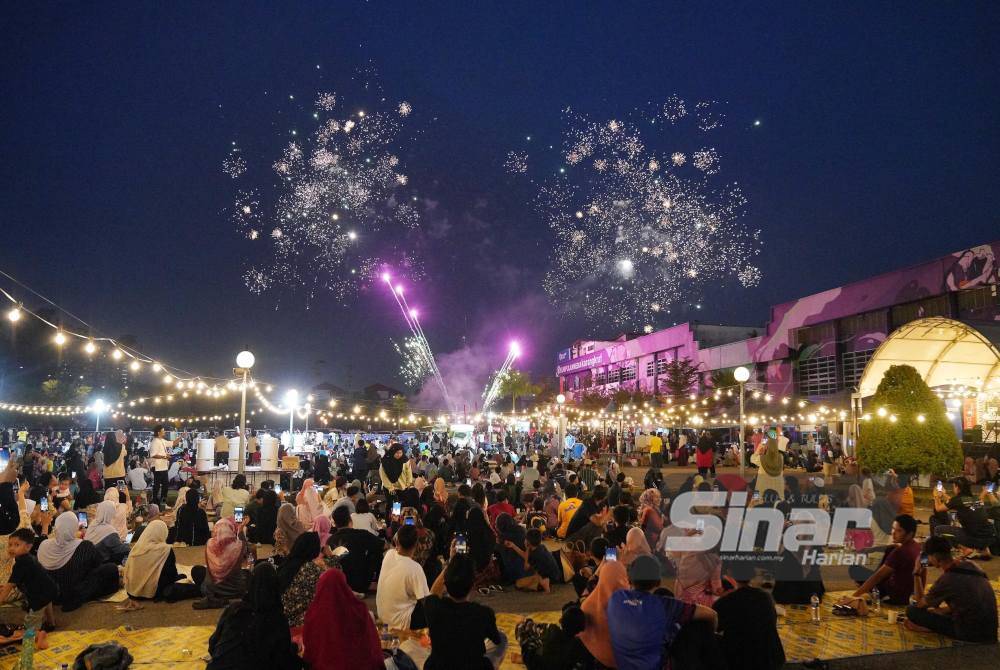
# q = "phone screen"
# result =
<box><xmin>40</xmin><ymin>498</ymin><xmax>49</xmax><ymax>512</ymax></box>
<box><xmin>274</xmin><ymin>485</ymin><xmax>282</xmax><ymax>493</ymax></box>
<box><xmin>695</xmin><ymin>519</ymin><xmax>705</xmax><ymax>534</ymax></box>
<box><xmin>77</xmin><ymin>512</ymin><xmax>88</xmax><ymax>528</ymax></box>
<box><xmin>988</xmin><ymin>483</ymin><xmax>996</xmax><ymax>494</ymax></box>
<box><xmin>455</xmin><ymin>533</ymin><xmax>468</xmax><ymax>554</ymax></box>
<box><xmin>391</xmin><ymin>501</ymin><xmax>402</xmax><ymax>517</ymax></box>
<box><xmin>752</xmin><ymin>491</ymin><xmax>761</xmax><ymax>502</ymax></box>
<box><xmin>920</xmin><ymin>553</ymin><xmax>929</xmax><ymax>568</ymax></box>
<box><xmin>234</xmin><ymin>507</ymin><xmax>245</xmax><ymax>523</ymax></box>
<box><xmin>466</xmin><ymin>478</ymin><xmax>472</xmax><ymax>486</ymax></box>
<box><xmin>125</xmin><ymin>531</ymin><xmax>134</xmax><ymax>543</ymax></box>
<box><xmin>604</xmin><ymin>547</ymin><xmax>618</xmax><ymax>562</ymax></box>
<box><xmin>404</xmin><ymin>517</ymin><xmax>415</xmax><ymax>526</ymax></box>
<box><xmin>936</xmin><ymin>481</ymin><xmax>944</xmax><ymax>492</ymax></box>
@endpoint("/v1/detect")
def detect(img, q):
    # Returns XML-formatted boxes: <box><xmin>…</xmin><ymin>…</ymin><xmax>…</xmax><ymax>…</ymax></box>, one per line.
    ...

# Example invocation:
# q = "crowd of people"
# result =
<box><xmin>0</xmin><ymin>423</ymin><xmax>998</xmax><ymax>669</ymax></box>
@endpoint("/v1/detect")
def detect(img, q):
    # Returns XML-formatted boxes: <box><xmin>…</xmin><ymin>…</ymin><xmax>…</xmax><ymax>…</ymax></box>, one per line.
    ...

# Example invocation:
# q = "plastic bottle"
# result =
<box><xmin>19</xmin><ymin>627</ymin><xmax>35</xmax><ymax>670</ymax></box>
<box><xmin>871</xmin><ymin>587</ymin><xmax>881</xmax><ymax>612</ymax></box>
<box><xmin>810</xmin><ymin>593</ymin><xmax>821</xmax><ymax>622</ymax></box>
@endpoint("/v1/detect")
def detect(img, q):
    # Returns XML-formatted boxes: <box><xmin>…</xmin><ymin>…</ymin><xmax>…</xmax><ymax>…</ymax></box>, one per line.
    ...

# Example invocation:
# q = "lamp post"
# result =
<box><xmin>285</xmin><ymin>389</ymin><xmax>299</xmax><ymax>451</ymax></box>
<box><xmin>92</xmin><ymin>398</ymin><xmax>106</xmax><ymax>434</ymax></box>
<box><xmin>734</xmin><ymin>366</ymin><xmax>751</xmax><ymax>480</ymax></box>
<box><xmin>234</xmin><ymin>351</ymin><xmax>255</xmax><ymax>474</ymax></box>
<box><xmin>556</xmin><ymin>394</ymin><xmax>566</xmax><ymax>459</ymax></box>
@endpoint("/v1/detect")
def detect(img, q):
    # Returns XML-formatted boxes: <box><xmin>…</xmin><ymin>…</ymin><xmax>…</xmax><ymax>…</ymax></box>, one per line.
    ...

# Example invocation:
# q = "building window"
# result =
<box><xmin>797</xmin><ymin>355</ymin><xmax>838</xmax><ymax>396</ymax></box>
<box><xmin>645</xmin><ymin>360</ymin><xmax>655</xmax><ymax>377</ymax></box>
<box><xmin>841</xmin><ymin>348</ymin><xmax>876</xmax><ymax>391</ymax></box>
<box><xmin>891</xmin><ymin>295</ymin><xmax>951</xmax><ymax>327</ymax></box>
<box><xmin>621</xmin><ymin>364</ymin><xmax>637</xmax><ymax>382</ymax></box>
<box><xmin>645</xmin><ymin>358</ymin><xmax>670</xmax><ymax>377</ymax></box>
<box><xmin>595</xmin><ymin>371</ymin><xmax>607</xmax><ymax>386</ymax></box>
<box><xmin>957</xmin><ymin>286</ymin><xmax>999</xmax><ymax>314</ymax></box>
<box><xmin>608</xmin><ymin>368</ymin><xmax>620</xmax><ymax>384</ymax></box>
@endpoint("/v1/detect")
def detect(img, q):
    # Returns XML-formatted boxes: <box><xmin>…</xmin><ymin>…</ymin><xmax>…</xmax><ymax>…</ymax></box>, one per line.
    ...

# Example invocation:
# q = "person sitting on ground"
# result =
<box><xmin>556</xmin><ymin>483</ymin><xmax>583</xmax><ymax>540</ymax></box>
<box><xmin>278</xmin><ymin>532</ymin><xmax>328</xmax><ymax>630</ymax></box>
<box><xmin>332</xmin><ymin>485</ymin><xmax>361</xmax><ymax>515</ymax></box>
<box><xmin>578</xmin><ymin>557</ymin><xmax>630</xmax><ymax>667</ymax></box>
<box><xmin>565</xmin><ymin>485</ymin><xmax>610</xmax><ymax>547</ymax></box>
<box><xmin>72</xmin><ymin>478</ymin><xmax>101</xmax><ymax>510</ymax></box>
<box><xmin>194</xmin><ymin>517</ymin><xmax>249</xmax><ymax>609</ymax></box>
<box><xmin>486</xmin><ymin>490</ymin><xmax>515</xmax><ymax>529</ymax></box>
<box><xmin>329</xmin><ymin>505</ymin><xmax>385</xmax><ymax>594</ymax></box>
<box><xmin>127</xmin><ymin>459</ymin><xmax>150</xmax><ymax>492</ymax></box>
<box><xmin>424</xmin><ymin>551</ymin><xmax>507</xmax><ymax>669</ymax></box>
<box><xmin>37</xmin><ymin>511</ymin><xmax>119</xmax><ymax>612</ymax></box>
<box><xmin>607</xmin><ymin>553</ymin><xmax>718</xmax><ymax>670</ymax></box>
<box><xmin>845</xmin><ymin>514</ymin><xmax>920</xmax><ymax>605</ymax></box>
<box><xmin>207</xmin><ymin>562</ymin><xmax>304</xmax><ymax>670</ymax></box>
<box><xmin>906</xmin><ymin>535</ymin><xmax>999</xmax><ymax>642</ymax></box>
<box><xmin>713</xmin><ymin>561</ymin><xmax>785</xmax><ymax>670</ymax></box>
<box><xmin>103</xmin><ymin>487</ymin><xmax>132</xmax><ymax>541</ymax></box>
<box><xmin>118</xmin><ymin>519</ymin><xmax>201</xmax><ymax>611</ymax></box>
<box><xmin>274</xmin><ymin>502</ymin><xmax>307</xmax><ymax>557</ymax></box>
<box><xmin>174</xmin><ymin>488</ymin><xmax>211</xmax><ymax>546</ymax></box>
<box><xmin>502</xmin><ymin>527</ymin><xmax>555</xmax><ymax>593</ymax></box>
<box><xmin>84</xmin><ymin>499</ymin><xmax>131</xmax><ymax>565</ymax></box>
<box><xmin>0</xmin><ymin>528</ymin><xmax>57</xmax><ymax>650</ymax></box>
<box><xmin>220</xmin><ymin>474</ymin><xmax>251</xmax><ymax>520</ymax></box>
<box><xmin>932</xmin><ymin>477</ymin><xmax>994</xmax><ymax>560</ymax></box>
<box><xmin>376</xmin><ymin>524</ymin><xmax>430</xmax><ymax>629</ymax></box>
<box><xmin>302</xmin><ymin>568</ymin><xmax>382</xmax><ymax>670</ymax></box>
<box><xmin>517</xmin><ymin>601</ymin><xmax>592</xmax><ymax>670</ymax></box>
<box><xmin>295</xmin><ymin>478</ymin><xmax>323</xmax><ymax>528</ymax></box>
<box><xmin>350</xmin><ymin>497</ymin><xmax>382</xmax><ymax>536</ymax></box>
<box><xmin>248</xmin><ymin>489</ymin><xmax>279</xmax><ymax>545</ymax></box>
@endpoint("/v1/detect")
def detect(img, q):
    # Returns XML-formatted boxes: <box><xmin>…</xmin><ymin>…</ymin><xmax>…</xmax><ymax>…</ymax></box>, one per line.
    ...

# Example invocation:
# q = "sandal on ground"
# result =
<box><xmin>115</xmin><ymin>601</ymin><xmax>144</xmax><ymax>612</ymax></box>
<box><xmin>477</xmin><ymin>587</ymin><xmax>492</xmax><ymax>596</ymax></box>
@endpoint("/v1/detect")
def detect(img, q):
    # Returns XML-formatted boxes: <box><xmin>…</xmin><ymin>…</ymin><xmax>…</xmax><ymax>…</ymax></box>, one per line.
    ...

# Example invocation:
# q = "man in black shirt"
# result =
<box><xmin>328</xmin><ymin>506</ymin><xmax>385</xmax><ymax>594</ymax></box>
<box><xmin>713</xmin><ymin>560</ymin><xmax>784</xmax><ymax>670</ymax></box>
<box><xmin>565</xmin><ymin>485</ymin><xmax>608</xmax><ymax>539</ymax></box>
<box><xmin>1</xmin><ymin>528</ymin><xmax>57</xmax><ymax>648</ymax></box>
<box><xmin>423</xmin><ymin>552</ymin><xmax>506</xmax><ymax>669</ymax></box>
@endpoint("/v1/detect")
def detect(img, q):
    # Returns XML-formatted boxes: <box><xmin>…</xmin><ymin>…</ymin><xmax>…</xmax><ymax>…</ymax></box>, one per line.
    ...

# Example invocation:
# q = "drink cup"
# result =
<box><xmin>887</xmin><ymin>611</ymin><xmax>899</xmax><ymax>624</ymax></box>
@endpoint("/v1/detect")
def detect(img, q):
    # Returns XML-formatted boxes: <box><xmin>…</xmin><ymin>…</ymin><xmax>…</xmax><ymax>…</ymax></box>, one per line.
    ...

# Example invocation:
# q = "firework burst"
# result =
<box><xmin>512</xmin><ymin>98</ymin><xmax>761</xmax><ymax>328</ymax></box>
<box><xmin>393</xmin><ymin>336</ymin><xmax>432</xmax><ymax>390</ymax></box>
<box><xmin>226</xmin><ymin>73</ymin><xmax>425</xmax><ymax>305</ymax></box>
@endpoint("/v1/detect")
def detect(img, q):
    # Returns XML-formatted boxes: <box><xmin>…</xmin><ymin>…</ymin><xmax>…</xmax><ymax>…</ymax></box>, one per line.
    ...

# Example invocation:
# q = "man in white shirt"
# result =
<box><xmin>376</xmin><ymin>525</ymin><xmax>430</xmax><ymax>629</ymax></box>
<box><xmin>127</xmin><ymin>460</ymin><xmax>150</xmax><ymax>491</ymax></box>
<box><xmin>149</xmin><ymin>424</ymin><xmax>180</xmax><ymax>506</ymax></box>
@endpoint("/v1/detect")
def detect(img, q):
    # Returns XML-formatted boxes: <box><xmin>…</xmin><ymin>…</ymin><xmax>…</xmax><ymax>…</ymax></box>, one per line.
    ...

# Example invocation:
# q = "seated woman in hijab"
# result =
<box><xmin>85</xmin><ymin>500</ymin><xmax>131</xmax><ymax>565</ymax></box>
<box><xmin>295</xmin><ymin>479</ymin><xmax>323</xmax><ymax>529</ymax></box>
<box><xmin>495</xmin><ymin>512</ymin><xmax>530</xmax><ymax>583</ymax></box>
<box><xmin>465</xmin><ymin>506</ymin><xmax>500</xmax><ymax>587</ymax></box>
<box><xmin>193</xmin><ymin>517</ymin><xmax>249</xmax><ymax>609</ymax></box>
<box><xmin>207</xmin><ymin>562</ymin><xmax>303</xmax><ymax>670</ymax></box>
<box><xmin>274</xmin><ymin>502</ymin><xmax>307</xmax><ymax>558</ymax></box>
<box><xmin>117</xmin><ymin>519</ymin><xmax>202</xmax><ymax>611</ymax></box>
<box><xmin>576</xmin><ymin>559</ymin><xmax>630</xmax><ymax>668</ymax></box>
<box><xmin>302</xmin><ymin>568</ymin><xmax>383</xmax><ymax>670</ymax></box>
<box><xmin>621</xmin><ymin>526</ymin><xmax>653</xmax><ymax>567</ymax></box>
<box><xmin>104</xmin><ymin>487</ymin><xmax>132</xmax><ymax>541</ymax></box>
<box><xmin>73</xmin><ymin>478</ymin><xmax>102</xmax><ymax>510</ymax></box>
<box><xmin>174</xmin><ymin>488</ymin><xmax>211</xmax><ymax>546</ymax></box>
<box><xmin>38</xmin><ymin>511</ymin><xmax>119</xmax><ymax>612</ymax></box>
<box><xmin>278</xmin><ymin>532</ymin><xmax>328</xmax><ymax>634</ymax></box>
<box><xmin>248</xmin><ymin>489</ymin><xmax>279</xmax><ymax>545</ymax></box>
<box><xmin>673</xmin><ymin>547</ymin><xmax>725</xmax><ymax>606</ymax></box>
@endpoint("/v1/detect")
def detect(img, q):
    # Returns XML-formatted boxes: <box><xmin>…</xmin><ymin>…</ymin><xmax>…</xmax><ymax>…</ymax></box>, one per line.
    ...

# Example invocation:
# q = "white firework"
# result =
<box><xmin>515</xmin><ymin>98</ymin><xmax>761</xmax><ymax>327</ymax></box>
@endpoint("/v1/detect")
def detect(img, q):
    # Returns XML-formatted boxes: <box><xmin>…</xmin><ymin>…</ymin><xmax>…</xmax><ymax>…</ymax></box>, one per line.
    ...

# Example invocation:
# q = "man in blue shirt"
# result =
<box><xmin>607</xmin><ymin>554</ymin><xmax>717</xmax><ymax>670</ymax></box>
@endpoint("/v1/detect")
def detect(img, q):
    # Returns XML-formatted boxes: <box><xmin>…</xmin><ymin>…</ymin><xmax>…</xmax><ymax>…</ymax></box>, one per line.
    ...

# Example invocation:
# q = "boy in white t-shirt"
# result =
<box><xmin>376</xmin><ymin>525</ymin><xmax>429</xmax><ymax>629</ymax></box>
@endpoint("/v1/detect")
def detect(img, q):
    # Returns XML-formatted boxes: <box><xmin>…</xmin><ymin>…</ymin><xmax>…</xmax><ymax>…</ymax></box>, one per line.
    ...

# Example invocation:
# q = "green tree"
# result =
<box><xmin>856</xmin><ymin>364</ymin><xmax>962</xmax><ymax>475</ymax></box>
<box><xmin>661</xmin><ymin>358</ymin><xmax>702</xmax><ymax>400</ymax></box>
<box><xmin>41</xmin><ymin>379</ymin><xmax>93</xmax><ymax>405</ymax></box>
<box><xmin>499</xmin><ymin>370</ymin><xmax>542</xmax><ymax>412</ymax></box>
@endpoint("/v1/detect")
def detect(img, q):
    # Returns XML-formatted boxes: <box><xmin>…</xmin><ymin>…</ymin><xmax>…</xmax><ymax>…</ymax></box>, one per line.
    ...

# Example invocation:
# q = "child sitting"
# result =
<box><xmin>0</xmin><ymin>528</ymin><xmax>57</xmax><ymax>649</ymax></box>
<box><xmin>507</xmin><ymin>528</ymin><xmax>559</xmax><ymax>592</ymax></box>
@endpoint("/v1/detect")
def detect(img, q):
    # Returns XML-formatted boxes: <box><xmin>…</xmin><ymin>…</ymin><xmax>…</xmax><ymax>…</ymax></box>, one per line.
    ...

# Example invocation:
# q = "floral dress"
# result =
<box><xmin>281</xmin><ymin>561</ymin><xmax>326</xmax><ymax>627</ymax></box>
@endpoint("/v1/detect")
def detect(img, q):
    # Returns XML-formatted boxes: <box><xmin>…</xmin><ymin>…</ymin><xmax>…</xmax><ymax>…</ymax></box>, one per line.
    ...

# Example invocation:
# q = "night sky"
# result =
<box><xmin>3</xmin><ymin>3</ymin><xmax>999</xmax><ymax>400</ymax></box>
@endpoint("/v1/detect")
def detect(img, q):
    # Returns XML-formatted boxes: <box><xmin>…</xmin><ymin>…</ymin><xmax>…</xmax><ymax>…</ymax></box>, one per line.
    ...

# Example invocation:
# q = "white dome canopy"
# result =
<box><xmin>858</xmin><ymin>317</ymin><xmax>1000</xmax><ymax>398</ymax></box>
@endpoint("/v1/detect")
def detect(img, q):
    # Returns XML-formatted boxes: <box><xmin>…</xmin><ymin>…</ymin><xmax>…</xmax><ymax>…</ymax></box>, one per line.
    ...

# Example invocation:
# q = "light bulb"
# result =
<box><xmin>54</xmin><ymin>331</ymin><xmax>67</xmax><ymax>346</ymax></box>
<box><xmin>7</xmin><ymin>307</ymin><xmax>22</xmax><ymax>322</ymax></box>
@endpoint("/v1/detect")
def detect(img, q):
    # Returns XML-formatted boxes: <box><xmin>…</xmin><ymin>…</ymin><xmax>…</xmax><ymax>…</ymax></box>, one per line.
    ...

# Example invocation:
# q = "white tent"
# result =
<box><xmin>857</xmin><ymin>317</ymin><xmax>1000</xmax><ymax>398</ymax></box>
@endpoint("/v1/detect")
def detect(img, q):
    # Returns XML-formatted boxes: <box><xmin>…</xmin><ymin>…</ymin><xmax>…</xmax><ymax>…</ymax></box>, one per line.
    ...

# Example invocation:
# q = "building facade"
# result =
<box><xmin>557</xmin><ymin>241</ymin><xmax>1000</xmax><ymax>413</ymax></box>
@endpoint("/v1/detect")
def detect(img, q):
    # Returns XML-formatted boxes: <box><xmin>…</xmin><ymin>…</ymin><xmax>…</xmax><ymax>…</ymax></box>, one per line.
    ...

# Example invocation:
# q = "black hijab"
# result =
<box><xmin>381</xmin><ymin>444</ymin><xmax>405</xmax><ymax>483</ymax></box>
<box><xmin>276</xmin><ymin>532</ymin><xmax>321</xmax><ymax>593</ymax></box>
<box><xmin>102</xmin><ymin>431</ymin><xmax>123</xmax><ymax>467</ymax></box>
<box><xmin>74</xmin><ymin>478</ymin><xmax>102</xmax><ymax>509</ymax></box>
<box><xmin>465</xmin><ymin>507</ymin><xmax>496</xmax><ymax>570</ymax></box>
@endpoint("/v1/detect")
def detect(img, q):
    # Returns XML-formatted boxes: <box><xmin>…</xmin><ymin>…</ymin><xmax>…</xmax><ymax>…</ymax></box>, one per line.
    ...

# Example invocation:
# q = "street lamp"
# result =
<box><xmin>92</xmin><ymin>398</ymin><xmax>106</xmax><ymax>433</ymax></box>
<box><xmin>733</xmin><ymin>366</ymin><xmax>751</xmax><ymax>479</ymax></box>
<box><xmin>285</xmin><ymin>389</ymin><xmax>299</xmax><ymax>450</ymax></box>
<box><xmin>556</xmin><ymin>394</ymin><xmax>566</xmax><ymax>459</ymax></box>
<box><xmin>234</xmin><ymin>351</ymin><xmax>255</xmax><ymax>473</ymax></box>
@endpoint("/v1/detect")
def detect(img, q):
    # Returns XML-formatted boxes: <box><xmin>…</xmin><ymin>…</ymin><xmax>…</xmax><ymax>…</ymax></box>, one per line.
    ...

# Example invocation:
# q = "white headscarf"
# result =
<box><xmin>38</xmin><ymin>512</ymin><xmax>83</xmax><ymax>571</ymax></box>
<box><xmin>84</xmin><ymin>500</ymin><xmax>119</xmax><ymax>545</ymax></box>
<box><xmin>123</xmin><ymin>519</ymin><xmax>172</xmax><ymax>599</ymax></box>
<box><xmin>104</xmin><ymin>488</ymin><xmax>129</xmax><ymax>540</ymax></box>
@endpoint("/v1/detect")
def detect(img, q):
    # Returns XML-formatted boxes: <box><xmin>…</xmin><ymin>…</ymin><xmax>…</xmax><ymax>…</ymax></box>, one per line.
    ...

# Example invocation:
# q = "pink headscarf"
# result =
<box><xmin>311</xmin><ymin>515</ymin><xmax>332</xmax><ymax>546</ymax></box>
<box><xmin>622</xmin><ymin>526</ymin><xmax>652</xmax><ymax>566</ymax></box>
<box><xmin>296</xmin><ymin>479</ymin><xmax>323</xmax><ymax>528</ymax></box>
<box><xmin>205</xmin><ymin>517</ymin><xmax>245</xmax><ymax>582</ymax></box>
